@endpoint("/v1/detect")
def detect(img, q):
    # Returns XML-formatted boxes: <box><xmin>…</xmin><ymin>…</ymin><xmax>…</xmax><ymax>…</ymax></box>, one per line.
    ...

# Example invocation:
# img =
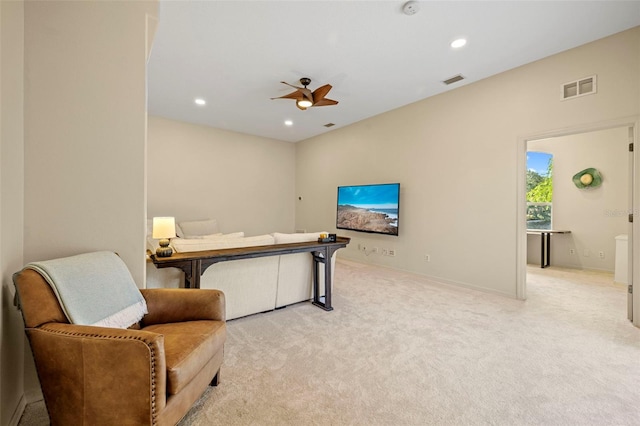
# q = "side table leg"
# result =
<box><xmin>546</xmin><ymin>232</ymin><xmax>551</xmax><ymax>268</ymax></box>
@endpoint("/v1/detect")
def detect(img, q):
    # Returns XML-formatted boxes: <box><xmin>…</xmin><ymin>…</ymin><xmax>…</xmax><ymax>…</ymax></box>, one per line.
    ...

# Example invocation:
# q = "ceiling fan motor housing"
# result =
<box><xmin>300</xmin><ymin>77</ymin><xmax>311</xmax><ymax>87</ymax></box>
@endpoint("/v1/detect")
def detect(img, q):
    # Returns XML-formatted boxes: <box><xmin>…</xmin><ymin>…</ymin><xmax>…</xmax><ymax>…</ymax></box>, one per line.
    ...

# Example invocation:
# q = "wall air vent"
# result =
<box><xmin>562</xmin><ymin>75</ymin><xmax>596</xmax><ymax>100</ymax></box>
<box><xmin>442</xmin><ymin>74</ymin><xmax>465</xmax><ymax>85</ymax></box>
<box><xmin>324</xmin><ymin>123</ymin><xmax>335</xmax><ymax>128</ymax></box>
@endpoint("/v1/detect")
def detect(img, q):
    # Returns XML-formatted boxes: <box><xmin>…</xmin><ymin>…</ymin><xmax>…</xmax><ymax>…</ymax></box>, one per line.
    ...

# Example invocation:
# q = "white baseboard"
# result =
<box><xmin>7</xmin><ymin>389</ymin><xmax>43</xmax><ymax>426</ymax></box>
<box><xmin>8</xmin><ymin>394</ymin><xmax>27</xmax><ymax>426</ymax></box>
<box><xmin>25</xmin><ymin>388</ymin><xmax>43</xmax><ymax>404</ymax></box>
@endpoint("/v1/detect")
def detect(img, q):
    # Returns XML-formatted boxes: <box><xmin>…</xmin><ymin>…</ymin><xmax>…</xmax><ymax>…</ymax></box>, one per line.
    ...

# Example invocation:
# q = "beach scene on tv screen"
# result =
<box><xmin>337</xmin><ymin>184</ymin><xmax>399</xmax><ymax>235</ymax></box>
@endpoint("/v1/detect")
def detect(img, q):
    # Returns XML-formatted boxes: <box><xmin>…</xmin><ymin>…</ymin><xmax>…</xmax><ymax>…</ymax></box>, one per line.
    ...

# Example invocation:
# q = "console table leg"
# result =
<box><xmin>188</xmin><ymin>259</ymin><xmax>202</xmax><ymax>289</ymax></box>
<box><xmin>313</xmin><ymin>255</ymin><xmax>320</xmax><ymax>304</ymax></box>
<box><xmin>323</xmin><ymin>251</ymin><xmax>332</xmax><ymax>310</ymax></box>
<box><xmin>311</xmin><ymin>249</ymin><xmax>333</xmax><ymax>311</ymax></box>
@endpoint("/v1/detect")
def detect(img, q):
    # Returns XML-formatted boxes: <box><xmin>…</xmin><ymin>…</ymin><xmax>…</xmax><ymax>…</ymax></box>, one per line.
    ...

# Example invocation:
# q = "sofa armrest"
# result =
<box><xmin>140</xmin><ymin>288</ymin><xmax>225</xmax><ymax>325</ymax></box>
<box><xmin>28</xmin><ymin>323</ymin><xmax>167</xmax><ymax>424</ymax></box>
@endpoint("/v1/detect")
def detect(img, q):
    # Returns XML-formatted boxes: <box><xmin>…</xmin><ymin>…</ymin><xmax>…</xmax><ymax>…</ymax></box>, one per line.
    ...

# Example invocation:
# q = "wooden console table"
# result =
<box><xmin>150</xmin><ymin>236</ymin><xmax>350</xmax><ymax>311</ymax></box>
<box><xmin>526</xmin><ymin>229</ymin><xmax>571</xmax><ymax>268</ymax></box>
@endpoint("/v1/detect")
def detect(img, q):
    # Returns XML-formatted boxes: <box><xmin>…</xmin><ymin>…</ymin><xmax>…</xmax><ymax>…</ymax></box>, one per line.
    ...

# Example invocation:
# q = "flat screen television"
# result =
<box><xmin>336</xmin><ymin>183</ymin><xmax>400</xmax><ymax>236</ymax></box>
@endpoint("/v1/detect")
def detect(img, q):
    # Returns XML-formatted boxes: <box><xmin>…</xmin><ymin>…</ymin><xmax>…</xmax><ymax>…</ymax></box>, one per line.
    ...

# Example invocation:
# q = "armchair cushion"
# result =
<box><xmin>143</xmin><ymin>320</ymin><xmax>225</xmax><ymax>395</ymax></box>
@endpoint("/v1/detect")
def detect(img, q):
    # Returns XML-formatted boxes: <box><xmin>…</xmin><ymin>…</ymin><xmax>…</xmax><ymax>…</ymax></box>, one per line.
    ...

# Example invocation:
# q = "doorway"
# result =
<box><xmin>516</xmin><ymin>118</ymin><xmax>639</xmax><ymax>326</ymax></box>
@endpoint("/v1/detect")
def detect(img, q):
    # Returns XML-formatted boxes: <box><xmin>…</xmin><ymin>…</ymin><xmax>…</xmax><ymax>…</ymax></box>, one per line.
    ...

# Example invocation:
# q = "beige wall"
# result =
<box><xmin>147</xmin><ymin>116</ymin><xmax>296</xmax><ymax>237</ymax></box>
<box><xmin>527</xmin><ymin>127</ymin><xmax>630</xmax><ymax>271</ymax></box>
<box><xmin>0</xmin><ymin>1</ymin><xmax>158</xmax><ymax>423</ymax></box>
<box><xmin>1</xmin><ymin>1</ymin><xmax>26</xmax><ymax>424</ymax></box>
<box><xmin>296</xmin><ymin>27</ymin><xmax>640</xmax><ymax>297</ymax></box>
<box><xmin>23</xmin><ymin>0</ymin><xmax>157</xmax><ymax>284</ymax></box>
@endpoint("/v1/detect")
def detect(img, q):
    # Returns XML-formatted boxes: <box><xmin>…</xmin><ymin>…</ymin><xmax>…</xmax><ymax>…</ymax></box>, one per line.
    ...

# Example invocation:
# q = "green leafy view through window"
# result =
<box><xmin>526</xmin><ymin>153</ymin><xmax>553</xmax><ymax>230</ymax></box>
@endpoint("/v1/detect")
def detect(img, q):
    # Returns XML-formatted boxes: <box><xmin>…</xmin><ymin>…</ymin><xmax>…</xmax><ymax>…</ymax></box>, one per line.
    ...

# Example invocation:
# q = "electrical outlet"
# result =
<box><xmin>424</xmin><ymin>254</ymin><xmax>430</xmax><ymax>262</ymax></box>
<box><xmin>599</xmin><ymin>251</ymin><xmax>605</xmax><ymax>259</ymax></box>
<box><xmin>569</xmin><ymin>248</ymin><xmax>576</xmax><ymax>255</ymax></box>
<box><xmin>388</xmin><ymin>250</ymin><xmax>396</xmax><ymax>257</ymax></box>
<box><xmin>372</xmin><ymin>247</ymin><xmax>379</xmax><ymax>254</ymax></box>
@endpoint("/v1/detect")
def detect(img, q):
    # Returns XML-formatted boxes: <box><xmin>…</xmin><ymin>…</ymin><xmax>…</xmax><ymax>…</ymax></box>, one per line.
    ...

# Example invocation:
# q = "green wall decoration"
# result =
<box><xmin>572</xmin><ymin>168</ymin><xmax>602</xmax><ymax>189</ymax></box>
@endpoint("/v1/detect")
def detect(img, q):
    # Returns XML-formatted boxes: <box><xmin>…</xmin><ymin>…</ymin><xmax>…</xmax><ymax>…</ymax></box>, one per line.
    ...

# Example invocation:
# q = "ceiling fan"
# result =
<box><xmin>271</xmin><ymin>78</ymin><xmax>338</xmax><ymax>110</ymax></box>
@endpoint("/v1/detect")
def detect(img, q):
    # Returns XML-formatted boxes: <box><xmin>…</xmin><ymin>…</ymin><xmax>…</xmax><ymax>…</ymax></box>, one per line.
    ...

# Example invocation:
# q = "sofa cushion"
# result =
<box><xmin>203</xmin><ymin>232</ymin><xmax>244</xmax><ymax>239</ymax></box>
<box><xmin>142</xmin><ymin>320</ymin><xmax>226</xmax><ymax>395</ymax></box>
<box><xmin>177</xmin><ymin>219</ymin><xmax>219</xmax><ymax>238</ymax></box>
<box><xmin>172</xmin><ymin>234</ymin><xmax>274</xmax><ymax>253</ymax></box>
<box><xmin>190</xmin><ymin>233</ymin><xmax>224</xmax><ymax>239</ymax></box>
<box><xmin>272</xmin><ymin>231</ymin><xmax>327</xmax><ymax>244</ymax></box>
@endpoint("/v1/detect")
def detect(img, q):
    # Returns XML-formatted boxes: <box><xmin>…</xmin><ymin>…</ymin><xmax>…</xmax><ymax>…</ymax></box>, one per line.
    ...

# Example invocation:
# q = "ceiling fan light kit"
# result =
<box><xmin>271</xmin><ymin>78</ymin><xmax>338</xmax><ymax>111</ymax></box>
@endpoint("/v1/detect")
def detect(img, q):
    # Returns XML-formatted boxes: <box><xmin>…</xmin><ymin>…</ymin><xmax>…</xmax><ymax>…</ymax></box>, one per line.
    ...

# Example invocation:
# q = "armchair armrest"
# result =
<box><xmin>140</xmin><ymin>288</ymin><xmax>225</xmax><ymax>325</ymax></box>
<box><xmin>27</xmin><ymin>322</ymin><xmax>167</xmax><ymax>424</ymax></box>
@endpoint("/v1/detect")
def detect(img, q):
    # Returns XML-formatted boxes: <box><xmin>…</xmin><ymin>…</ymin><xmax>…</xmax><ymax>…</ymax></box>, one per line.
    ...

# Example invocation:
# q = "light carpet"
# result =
<box><xmin>19</xmin><ymin>260</ymin><xmax>640</xmax><ymax>425</ymax></box>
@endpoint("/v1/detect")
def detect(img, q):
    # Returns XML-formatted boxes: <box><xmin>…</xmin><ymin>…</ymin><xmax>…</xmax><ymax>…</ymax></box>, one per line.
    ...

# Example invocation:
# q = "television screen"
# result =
<box><xmin>336</xmin><ymin>183</ymin><xmax>400</xmax><ymax>236</ymax></box>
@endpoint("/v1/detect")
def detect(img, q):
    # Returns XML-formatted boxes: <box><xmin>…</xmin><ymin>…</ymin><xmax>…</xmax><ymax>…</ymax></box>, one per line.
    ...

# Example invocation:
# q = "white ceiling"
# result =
<box><xmin>147</xmin><ymin>1</ymin><xmax>640</xmax><ymax>143</ymax></box>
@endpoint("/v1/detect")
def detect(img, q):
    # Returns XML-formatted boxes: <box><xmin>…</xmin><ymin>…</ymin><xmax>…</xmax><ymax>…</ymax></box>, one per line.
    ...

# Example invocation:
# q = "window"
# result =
<box><xmin>526</xmin><ymin>152</ymin><xmax>553</xmax><ymax>230</ymax></box>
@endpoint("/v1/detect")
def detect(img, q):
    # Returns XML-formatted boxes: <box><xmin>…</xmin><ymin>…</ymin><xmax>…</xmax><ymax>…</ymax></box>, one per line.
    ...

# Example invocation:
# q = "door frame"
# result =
<box><xmin>516</xmin><ymin>116</ymin><xmax>640</xmax><ymax>326</ymax></box>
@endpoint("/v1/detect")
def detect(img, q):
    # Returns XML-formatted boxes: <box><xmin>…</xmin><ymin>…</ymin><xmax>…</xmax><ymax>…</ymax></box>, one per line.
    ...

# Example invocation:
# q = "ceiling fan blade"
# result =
<box><xmin>300</xmin><ymin>88</ymin><xmax>313</xmax><ymax>103</ymax></box>
<box><xmin>280</xmin><ymin>81</ymin><xmax>304</xmax><ymax>90</ymax></box>
<box><xmin>312</xmin><ymin>84</ymin><xmax>332</xmax><ymax>101</ymax></box>
<box><xmin>271</xmin><ymin>89</ymin><xmax>304</xmax><ymax>101</ymax></box>
<box><xmin>312</xmin><ymin>98</ymin><xmax>338</xmax><ymax>107</ymax></box>
<box><xmin>280</xmin><ymin>81</ymin><xmax>313</xmax><ymax>102</ymax></box>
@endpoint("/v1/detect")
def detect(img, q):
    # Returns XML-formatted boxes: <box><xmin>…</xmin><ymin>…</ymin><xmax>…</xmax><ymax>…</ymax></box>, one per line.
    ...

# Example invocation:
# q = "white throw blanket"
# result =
<box><xmin>25</xmin><ymin>251</ymin><xmax>148</xmax><ymax>328</ymax></box>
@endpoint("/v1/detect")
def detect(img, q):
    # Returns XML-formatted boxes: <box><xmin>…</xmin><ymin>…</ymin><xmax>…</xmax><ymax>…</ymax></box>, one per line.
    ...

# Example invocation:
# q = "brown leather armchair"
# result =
<box><xmin>14</xmin><ymin>267</ymin><xmax>226</xmax><ymax>426</ymax></box>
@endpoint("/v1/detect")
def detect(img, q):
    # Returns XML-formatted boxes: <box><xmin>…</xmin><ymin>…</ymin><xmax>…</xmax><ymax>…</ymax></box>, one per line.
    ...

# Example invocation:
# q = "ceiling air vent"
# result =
<box><xmin>324</xmin><ymin>123</ymin><xmax>335</xmax><ymax>128</ymax></box>
<box><xmin>442</xmin><ymin>74</ymin><xmax>465</xmax><ymax>85</ymax></box>
<box><xmin>562</xmin><ymin>75</ymin><xmax>596</xmax><ymax>100</ymax></box>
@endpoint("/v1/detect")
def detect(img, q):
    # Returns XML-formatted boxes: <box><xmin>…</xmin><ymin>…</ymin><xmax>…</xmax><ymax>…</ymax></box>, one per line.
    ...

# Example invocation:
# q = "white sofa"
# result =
<box><xmin>146</xmin><ymin>230</ymin><xmax>334</xmax><ymax>320</ymax></box>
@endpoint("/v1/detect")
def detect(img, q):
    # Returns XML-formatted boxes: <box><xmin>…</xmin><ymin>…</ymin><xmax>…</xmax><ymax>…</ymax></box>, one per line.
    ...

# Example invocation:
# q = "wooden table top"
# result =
<box><xmin>151</xmin><ymin>236</ymin><xmax>351</xmax><ymax>265</ymax></box>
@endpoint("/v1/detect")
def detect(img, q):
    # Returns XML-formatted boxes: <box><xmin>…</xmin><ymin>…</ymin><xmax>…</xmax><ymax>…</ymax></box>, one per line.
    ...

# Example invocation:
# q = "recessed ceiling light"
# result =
<box><xmin>194</xmin><ymin>98</ymin><xmax>206</xmax><ymax>106</ymax></box>
<box><xmin>284</xmin><ymin>120</ymin><xmax>293</xmax><ymax>126</ymax></box>
<box><xmin>451</xmin><ymin>38</ymin><xmax>467</xmax><ymax>49</ymax></box>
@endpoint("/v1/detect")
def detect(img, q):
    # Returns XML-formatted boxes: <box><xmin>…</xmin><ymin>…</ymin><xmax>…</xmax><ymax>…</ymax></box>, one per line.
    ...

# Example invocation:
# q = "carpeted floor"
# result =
<box><xmin>19</xmin><ymin>260</ymin><xmax>640</xmax><ymax>425</ymax></box>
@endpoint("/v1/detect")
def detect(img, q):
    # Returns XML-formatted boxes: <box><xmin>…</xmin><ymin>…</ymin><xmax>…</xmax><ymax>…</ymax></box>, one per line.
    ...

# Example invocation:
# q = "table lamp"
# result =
<box><xmin>152</xmin><ymin>217</ymin><xmax>176</xmax><ymax>257</ymax></box>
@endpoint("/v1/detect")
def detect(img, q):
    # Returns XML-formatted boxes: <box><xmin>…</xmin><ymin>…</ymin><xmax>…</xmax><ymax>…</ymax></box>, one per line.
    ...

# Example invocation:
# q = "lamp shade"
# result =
<box><xmin>152</xmin><ymin>217</ymin><xmax>176</xmax><ymax>239</ymax></box>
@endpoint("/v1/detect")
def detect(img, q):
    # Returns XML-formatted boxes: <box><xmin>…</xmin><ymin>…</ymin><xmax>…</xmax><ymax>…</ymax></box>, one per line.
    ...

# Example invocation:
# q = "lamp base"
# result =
<box><xmin>156</xmin><ymin>239</ymin><xmax>173</xmax><ymax>257</ymax></box>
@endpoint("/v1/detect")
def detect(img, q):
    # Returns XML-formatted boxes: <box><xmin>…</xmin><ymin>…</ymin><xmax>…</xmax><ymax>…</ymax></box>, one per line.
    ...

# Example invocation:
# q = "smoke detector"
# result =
<box><xmin>403</xmin><ymin>1</ymin><xmax>420</xmax><ymax>16</ymax></box>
